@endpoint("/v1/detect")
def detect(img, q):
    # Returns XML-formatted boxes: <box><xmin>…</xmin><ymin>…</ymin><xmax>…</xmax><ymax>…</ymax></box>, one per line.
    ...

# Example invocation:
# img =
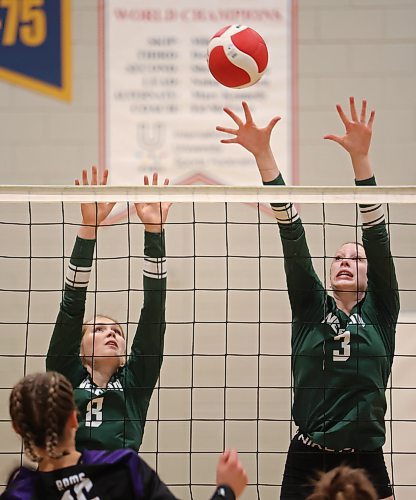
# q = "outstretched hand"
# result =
<box><xmin>216</xmin><ymin>449</ymin><xmax>248</xmax><ymax>498</ymax></box>
<box><xmin>324</xmin><ymin>97</ymin><xmax>375</xmax><ymax>159</ymax></box>
<box><xmin>75</xmin><ymin>166</ymin><xmax>116</xmax><ymax>239</ymax></box>
<box><xmin>216</xmin><ymin>101</ymin><xmax>280</xmax><ymax>158</ymax></box>
<box><xmin>216</xmin><ymin>101</ymin><xmax>281</xmax><ymax>182</ymax></box>
<box><xmin>135</xmin><ymin>173</ymin><xmax>172</xmax><ymax>233</ymax></box>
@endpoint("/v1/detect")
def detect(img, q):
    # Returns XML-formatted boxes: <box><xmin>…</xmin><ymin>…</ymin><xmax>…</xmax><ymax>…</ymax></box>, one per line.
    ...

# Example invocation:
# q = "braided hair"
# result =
<box><xmin>9</xmin><ymin>372</ymin><xmax>76</xmax><ymax>462</ymax></box>
<box><xmin>307</xmin><ymin>466</ymin><xmax>377</xmax><ymax>500</ymax></box>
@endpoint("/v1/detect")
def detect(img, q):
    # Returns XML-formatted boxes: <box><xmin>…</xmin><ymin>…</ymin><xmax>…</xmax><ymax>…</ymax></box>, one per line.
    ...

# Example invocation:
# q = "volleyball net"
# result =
<box><xmin>0</xmin><ymin>185</ymin><xmax>415</xmax><ymax>499</ymax></box>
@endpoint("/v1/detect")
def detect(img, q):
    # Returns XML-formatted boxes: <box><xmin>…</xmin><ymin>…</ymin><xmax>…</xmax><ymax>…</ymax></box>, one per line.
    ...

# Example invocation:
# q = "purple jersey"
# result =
<box><xmin>1</xmin><ymin>449</ymin><xmax>172</xmax><ymax>500</ymax></box>
<box><xmin>1</xmin><ymin>450</ymin><xmax>235</xmax><ymax>500</ymax></box>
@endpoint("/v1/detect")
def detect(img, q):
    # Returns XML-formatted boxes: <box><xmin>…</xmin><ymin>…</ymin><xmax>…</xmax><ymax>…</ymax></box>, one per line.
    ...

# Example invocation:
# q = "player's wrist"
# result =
<box><xmin>213</xmin><ymin>485</ymin><xmax>236</xmax><ymax>500</ymax></box>
<box><xmin>78</xmin><ymin>225</ymin><xmax>97</xmax><ymax>239</ymax></box>
<box><xmin>144</xmin><ymin>224</ymin><xmax>163</xmax><ymax>233</ymax></box>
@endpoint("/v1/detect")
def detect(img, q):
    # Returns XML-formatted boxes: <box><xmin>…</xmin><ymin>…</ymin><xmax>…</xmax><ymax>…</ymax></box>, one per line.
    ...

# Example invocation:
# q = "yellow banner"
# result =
<box><xmin>0</xmin><ymin>0</ymin><xmax>71</xmax><ymax>101</ymax></box>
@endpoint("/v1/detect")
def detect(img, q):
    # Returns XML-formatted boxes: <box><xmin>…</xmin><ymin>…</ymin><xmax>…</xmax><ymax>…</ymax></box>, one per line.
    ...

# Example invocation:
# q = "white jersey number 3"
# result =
<box><xmin>333</xmin><ymin>330</ymin><xmax>351</xmax><ymax>362</ymax></box>
<box><xmin>85</xmin><ymin>397</ymin><xmax>103</xmax><ymax>427</ymax></box>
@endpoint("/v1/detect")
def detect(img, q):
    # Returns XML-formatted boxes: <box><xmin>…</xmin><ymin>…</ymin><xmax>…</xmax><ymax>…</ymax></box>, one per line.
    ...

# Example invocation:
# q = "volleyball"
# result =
<box><xmin>207</xmin><ymin>25</ymin><xmax>268</xmax><ymax>89</ymax></box>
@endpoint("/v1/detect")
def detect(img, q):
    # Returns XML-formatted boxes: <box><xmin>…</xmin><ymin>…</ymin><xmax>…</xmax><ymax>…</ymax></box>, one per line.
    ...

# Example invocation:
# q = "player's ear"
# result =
<box><xmin>68</xmin><ymin>409</ymin><xmax>79</xmax><ymax>430</ymax></box>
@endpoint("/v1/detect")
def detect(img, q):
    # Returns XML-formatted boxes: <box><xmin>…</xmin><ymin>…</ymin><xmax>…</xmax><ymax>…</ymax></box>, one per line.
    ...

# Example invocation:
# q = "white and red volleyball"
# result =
<box><xmin>207</xmin><ymin>25</ymin><xmax>268</xmax><ymax>89</ymax></box>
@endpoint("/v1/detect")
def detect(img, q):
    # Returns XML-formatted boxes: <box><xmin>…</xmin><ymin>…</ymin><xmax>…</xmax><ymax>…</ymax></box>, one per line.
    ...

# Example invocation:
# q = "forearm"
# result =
<box><xmin>254</xmin><ymin>146</ymin><xmax>280</xmax><ymax>183</ymax></box>
<box><xmin>355</xmin><ymin>176</ymin><xmax>385</xmax><ymax>227</ymax></box>
<box><xmin>78</xmin><ymin>225</ymin><xmax>97</xmax><ymax>239</ymax></box>
<box><xmin>351</xmin><ymin>153</ymin><xmax>373</xmax><ymax>181</ymax></box>
<box><xmin>261</xmin><ymin>175</ymin><xmax>323</xmax><ymax>315</ymax></box>
<box><xmin>263</xmin><ymin>173</ymin><xmax>300</xmax><ymax>229</ymax></box>
<box><xmin>144</xmin><ymin>224</ymin><xmax>164</xmax><ymax>234</ymax></box>
<box><xmin>129</xmin><ymin>231</ymin><xmax>167</xmax><ymax>381</ymax></box>
<box><xmin>47</xmin><ymin>237</ymin><xmax>95</xmax><ymax>369</ymax></box>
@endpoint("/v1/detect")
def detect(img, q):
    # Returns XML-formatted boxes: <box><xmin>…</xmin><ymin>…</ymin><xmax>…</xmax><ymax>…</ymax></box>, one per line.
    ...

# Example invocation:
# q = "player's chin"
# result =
<box><xmin>332</xmin><ymin>280</ymin><xmax>358</xmax><ymax>291</ymax></box>
<box><xmin>103</xmin><ymin>347</ymin><xmax>121</xmax><ymax>358</ymax></box>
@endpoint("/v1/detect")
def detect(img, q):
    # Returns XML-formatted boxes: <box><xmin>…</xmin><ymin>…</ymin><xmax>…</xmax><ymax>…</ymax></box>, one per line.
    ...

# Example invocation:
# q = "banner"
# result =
<box><xmin>104</xmin><ymin>0</ymin><xmax>296</xmax><ymax>185</ymax></box>
<box><xmin>0</xmin><ymin>0</ymin><xmax>71</xmax><ymax>101</ymax></box>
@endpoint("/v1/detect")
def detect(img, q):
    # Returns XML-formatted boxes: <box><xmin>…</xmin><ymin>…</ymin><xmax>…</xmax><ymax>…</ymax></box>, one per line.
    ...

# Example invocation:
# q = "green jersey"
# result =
<box><xmin>46</xmin><ymin>231</ymin><xmax>167</xmax><ymax>451</ymax></box>
<box><xmin>265</xmin><ymin>175</ymin><xmax>399</xmax><ymax>451</ymax></box>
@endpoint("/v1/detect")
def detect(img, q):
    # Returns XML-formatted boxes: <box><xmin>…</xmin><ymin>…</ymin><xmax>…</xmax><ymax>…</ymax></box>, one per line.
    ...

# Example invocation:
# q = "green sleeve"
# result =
<box><xmin>356</xmin><ymin>177</ymin><xmax>400</xmax><ymax>341</ymax></box>
<box><xmin>264</xmin><ymin>175</ymin><xmax>325</xmax><ymax>320</ymax></box>
<box><xmin>46</xmin><ymin>236</ymin><xmax>95</xmax><ymax>385</ymax></box>
<box><xmin>126</xmin><ymin>231</ymin><xmax>166</xmax><ymax>400</ymax></box>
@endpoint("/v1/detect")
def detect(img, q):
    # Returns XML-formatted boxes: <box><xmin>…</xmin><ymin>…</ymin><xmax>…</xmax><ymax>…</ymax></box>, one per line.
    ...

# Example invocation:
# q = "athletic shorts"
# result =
<box><xmin>280</xmin><ymin>431</ymin><xmax>392</xmax><ymax>499</ymax></box>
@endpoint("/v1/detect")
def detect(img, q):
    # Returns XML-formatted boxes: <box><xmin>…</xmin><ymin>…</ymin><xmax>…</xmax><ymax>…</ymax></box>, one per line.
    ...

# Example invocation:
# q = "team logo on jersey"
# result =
<box><xmin>322</xmin><ymin>312</ymin><xmax>365</xmax><ymax>333</ymax></box>
<box><xmin>79</xmin><ymin>377</ymin><xmax>124</xmax><ymax>395</ymax></box>
<box><xmin>0</xmin><ymin>0</ymin><xmax>71</xmax><ymax>101</ymax></box>
<box><xmin>322</xmin><ymin>312</ymin><xmax>340</xmax><ymax>333</ymax></box>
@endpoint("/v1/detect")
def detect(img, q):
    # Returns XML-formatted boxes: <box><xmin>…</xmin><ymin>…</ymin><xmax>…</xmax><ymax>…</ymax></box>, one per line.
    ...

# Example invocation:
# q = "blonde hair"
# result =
<box><xmin>307</xmin><ymin>466</ymin><xmax>377</xmax><ymax>500</ymax></box>
<box><xmin>9</xmin><ymin>372</ymin><xmax>76</xmax><ymax>462</ymax></box>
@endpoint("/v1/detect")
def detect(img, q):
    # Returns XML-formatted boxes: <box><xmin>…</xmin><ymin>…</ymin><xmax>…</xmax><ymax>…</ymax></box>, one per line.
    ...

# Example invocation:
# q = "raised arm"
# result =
<box><xmin>324</xmin><ymin>96</ymin><xmax>375</xmax><ymax>181</ymax></box>
<box><xmin>75</xmin><ymin>167</ymin><xmax>116</xmax><ymax>240</ymax></box>
<box><xmin>213</xmin><ymin>449</ymin><xmax>248</xmax><ymax>499</ymax></box>
<box><xmin>137</xmin><ymin>449</ymin><xmax>247</xmax><ymax>500</ymax></box>
<box><xmin>127</xmin><ymin>173</ymin><xmax>172</xmax><ymax>400</ymax></box>
<box><xmin>46</xmin><ymin>167</ymin><xmax>115</xmax><ymax>383</ymax></box>
<box><xmin>217</xmin><ymin>103</ymin><xmax>325</xmax><ymax>320</ymax></box>
<box><xmin>325</xmin><ymin>98</ymin><xmax>399</xmax><ymax>329</ymax></box>
<box><xmin>217</xmin><ymin>101</ymin><xmax>281</xmax><ymax>182</ymax></box>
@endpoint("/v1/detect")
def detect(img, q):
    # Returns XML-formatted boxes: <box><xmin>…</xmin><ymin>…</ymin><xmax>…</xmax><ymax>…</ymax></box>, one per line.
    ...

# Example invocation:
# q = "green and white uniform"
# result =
<box><xmin>46</xmin><ymin>232</ymin><xmax>166</xmax><ymax>451</ymax></box>
<box><xmin>266</xmin><ymin>174</ymin><xmax>399</xmax><ymax>451</ymax></box>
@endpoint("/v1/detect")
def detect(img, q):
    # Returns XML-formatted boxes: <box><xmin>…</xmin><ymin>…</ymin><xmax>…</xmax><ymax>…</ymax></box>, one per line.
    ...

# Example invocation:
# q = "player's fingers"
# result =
<box><xmin>220</xmin><ymin>138</ymin><xmax>238</xmax><ymax>144</ymax></box>
<box><xmin>152</xmin><ymin>172</ymin><xmax>158</xmax><ymax>185</ymax></box>
<box><xmin>266</xmin><ymin>116</ymin><xmax>281</xmax><ymax>133</ymax></box>
<box><xmin>101</xmin><ymin>168</ymin><xmax>109</xmax><ymax>186</ymax></box>
<box><xmin>349</xmin><ymin>96</ymin><xmax>358</xmax><ymax>122</ymax></box>
<box><xmin>216</xmin><ymin>126</ymin><xmax>238</xmax><ymax>135</ymax></box>
<box><xmin>360</xmin><ymin>99</ymin><xmax>367</xmax><ymax>123</ymax></box>
<box><xmin>223</xmin><ymin>107</ymin><xmax>243</xmax><ymax>127</ymax></box>
<box><xmin>164</xmin><ymin>178</ymin><xmax>170</xmax><ymax>186</ymax></box>
<box><xmin>367</xmin><ymin>110</ymin><xmax>375</xmax><ymax>129</ymax></box>
<box><xmin>143</xmin><ymin>175</ymin><xmax>149</xmax><ymax>185</ymax></box>
<box><xmin>75</xmin><ymin>179</ymin><xmax>80</xmax><ymax>186</ymax></box>
<box><xmin>242</xmin><ymin>101</ymin><xmax>253</xmax><ymax>124</ymax></box>
<box><xmin>91</xmin><ymin>165</ymin><xmax>98</xmax><ymax>185</ymax></box>
<box><xmin>335</xmin><ymin>104</ymin><xmax>349</xmax><ymax>127</ymax></box>
<box><xmin>227</xmin><ymin>449</ymin><xmax>238</xmax><ymax>465</ymax></box>
<box><xmin>82</xmin><ymin>169</ymin><xmax>88</xmax><ymax>186</ymax></box>
<box><xmin>323</xmin><ymin>134</ymin><xmax>343</xmax><ymax>145</ymax></box>
<box><xmin>242</xmin><ymin>468</ymin><xmax>248</xmax><ymax>483</ymax></box>
<box><xmin>220</xmin><ymin>450</ymin><xmax>231</xmax><ymax>464</ymax></box>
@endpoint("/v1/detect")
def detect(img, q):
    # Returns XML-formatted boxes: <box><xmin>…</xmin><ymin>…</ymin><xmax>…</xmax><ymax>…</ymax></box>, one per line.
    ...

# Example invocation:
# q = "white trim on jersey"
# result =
<box><xmin>143</xmin><ymin>256</ymin><xmax>167</xmax><ymax>279</ymax></box>
<box><xmin>360</xmin><ymin>203</ymin><xmax>385</xmax><ymax>227</ymax></box>
<box><xmin>271</xmin><ymin>203</ymin><xmax>299</xmax><ymax>224</ymax></box>
<box><xmin>78</xmin><ymin>376</ymin><xmax>124</xmax><ymax>395</ymax></box>
<box><xmin>66</xmin><ymin>263</ymin><xmax>92</xmax><ymax>288</ymax></box>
